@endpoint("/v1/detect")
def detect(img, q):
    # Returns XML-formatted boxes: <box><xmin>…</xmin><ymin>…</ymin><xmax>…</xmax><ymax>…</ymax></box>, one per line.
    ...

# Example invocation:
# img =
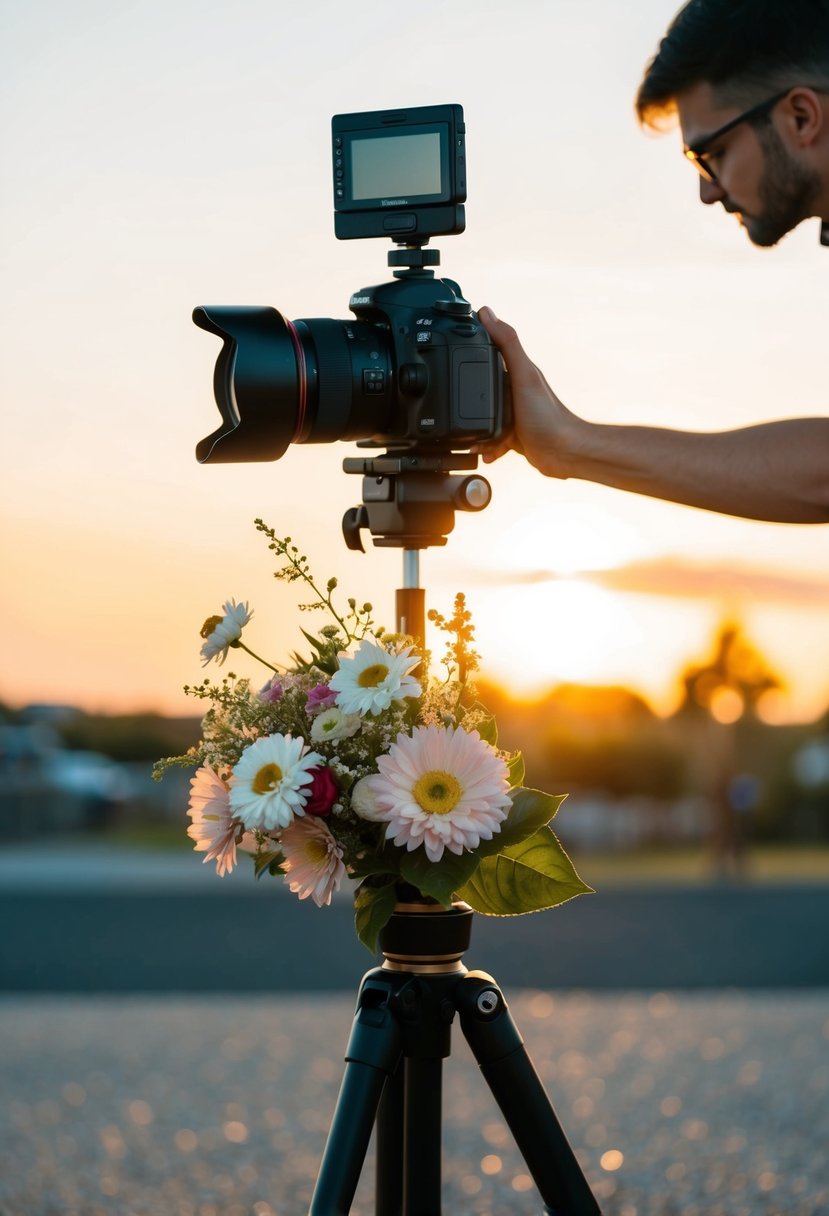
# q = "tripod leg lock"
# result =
<box><xmin>456</xmin><ymin>971</ymin><xmax>524</xmax><ymax>1064</ymax></box>
<box><xmin>344</xmin><ymin>974</ymin><xmax>404</xmax><ymax>1074</ymax></box>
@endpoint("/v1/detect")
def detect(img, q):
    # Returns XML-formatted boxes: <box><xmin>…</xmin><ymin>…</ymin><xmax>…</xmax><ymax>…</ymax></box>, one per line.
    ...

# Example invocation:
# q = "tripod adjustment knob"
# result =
<box><xmin>456</xmin><ymin>476</ymin><xmax>492</xmax><ymax>512</ymax></box>
<box><xmin>476</xmin><ymin>989</ymin><xmax>500</xmax><ymax>1016</ymax></box>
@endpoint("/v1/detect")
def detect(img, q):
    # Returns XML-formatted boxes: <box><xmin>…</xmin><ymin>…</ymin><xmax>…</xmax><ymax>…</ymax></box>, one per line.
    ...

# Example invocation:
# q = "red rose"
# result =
<box><xmin>304</xmin><ymin>766</ymin><xmax>339</xmax><ymax>816</ymax></box>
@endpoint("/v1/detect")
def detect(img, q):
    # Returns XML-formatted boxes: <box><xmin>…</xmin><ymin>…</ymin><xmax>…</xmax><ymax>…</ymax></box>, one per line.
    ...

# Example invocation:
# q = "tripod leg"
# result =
<box><xmin>375</xmin><ymin>1058</ymin><xmax>404</xmax><ymax>1215</ymax></box>
<box><xmin>309</xmin><ymin>972</ymin><xmax>404</xmax><ymax>1216</ymax></box>
<box><xmin>456</xmin><ymin>973</ymin><xmax>602</xmax><ymax>1216</ymax></box>
<box><xmin>402</xmin><ymin>1055</ymin><xmax>443</xmax><ymax>1216</ymax></box>
<box><xmin>377</xmin><ymin>980</ymin><xmax>451</xmax><ymax>1216</ymax></box>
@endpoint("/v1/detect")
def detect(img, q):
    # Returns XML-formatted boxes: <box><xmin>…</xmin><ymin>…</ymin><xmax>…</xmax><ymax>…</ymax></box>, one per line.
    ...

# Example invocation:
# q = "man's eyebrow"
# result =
<box><xmin>686</xmin><ymin>123</ymin><xmax>723</xmax><ymax>151</ymax></box>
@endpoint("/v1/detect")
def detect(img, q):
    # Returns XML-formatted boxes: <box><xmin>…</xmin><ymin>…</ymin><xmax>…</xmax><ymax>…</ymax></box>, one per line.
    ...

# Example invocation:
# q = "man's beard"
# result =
<box><xmin>739</xmin><ymin>124</ymin><xmax>821</xmax><ymax>247</ymax></box>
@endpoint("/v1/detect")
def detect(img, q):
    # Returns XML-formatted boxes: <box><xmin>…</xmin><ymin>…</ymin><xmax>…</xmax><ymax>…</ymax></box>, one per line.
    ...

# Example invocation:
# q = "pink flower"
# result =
<box><xmin>306</xmin><ymin>683</ymin><xmax>337</xmax><ymax>716</ymax></box>
<box><xmin>187</xmin><ymin>765</ymin><xmax>240</xmax><ymax>877</ymax></box>
<box><xmin>280</xmin><ymin>816</ymin><xmax>346</xmax><ymax>907</ymax></box>
<box><xmin>365</xmin><ymin>725</ymin><xmax>511</xmax><ymax>863</ymax></box>
<box><xmin>304</xmin><ymin>766</ymin><xmax>339</xmax><ymax>817</ymax></box>
<box><xmin>259</xmin><ymin>676</ymin><xmax>284</xmax><ymax>703</ymax></box>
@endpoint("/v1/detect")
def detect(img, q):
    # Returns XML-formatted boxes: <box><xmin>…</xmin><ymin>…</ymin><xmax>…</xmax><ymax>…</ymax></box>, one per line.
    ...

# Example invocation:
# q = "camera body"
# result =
<box><xmin>194</xmin><ymin>103</ymin><xmax>507</xmax><ymax>470</ymax></box>
<box><xmin>345</xmin><ymin>266</ymin><xmax>502</xmax><ymax>449</ymax></box>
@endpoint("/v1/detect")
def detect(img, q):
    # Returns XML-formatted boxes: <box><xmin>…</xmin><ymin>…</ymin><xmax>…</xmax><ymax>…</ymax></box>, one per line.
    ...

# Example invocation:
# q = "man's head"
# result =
<box><xmin>637</xmin><ymin>0</ymin><xmax>829</xmax><ymax>246</ymax></box>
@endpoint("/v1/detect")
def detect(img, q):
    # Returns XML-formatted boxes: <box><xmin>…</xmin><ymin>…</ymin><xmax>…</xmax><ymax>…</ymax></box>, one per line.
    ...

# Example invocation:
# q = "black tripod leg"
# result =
<box><xmin>456</xmin><ymin>973</ymin><xmax>602</xmax><ymax>1216</ymax></box>
<box><xmin>403</xmin><ymin>1054</ymin><xmax>444</xmax><ymax>1215</ymax></box>
<box><xmin>309</xmin><ymin>972</ymin><xmax>404</xmax><ymax>1216</ymax></box>
<box><xmin>375</xmin><ymin>1058</ymin><xmax>404</xmax><ymax>1215</ymax></box>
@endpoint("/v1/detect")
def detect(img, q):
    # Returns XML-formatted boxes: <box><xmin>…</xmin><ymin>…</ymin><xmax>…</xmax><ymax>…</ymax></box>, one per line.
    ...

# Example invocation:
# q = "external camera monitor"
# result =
<box><xmin>332</xmin><ymin>104</ymin><xmax>466</xmax><ymax>242</ymax></box>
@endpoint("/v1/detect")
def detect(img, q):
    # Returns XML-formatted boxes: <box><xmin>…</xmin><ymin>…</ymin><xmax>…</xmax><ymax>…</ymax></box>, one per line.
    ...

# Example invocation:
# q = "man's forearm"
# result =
<box><xmin>565</xmin><ymin>417</ymin><xmax>829</xmax><ymax>523</ymax></box>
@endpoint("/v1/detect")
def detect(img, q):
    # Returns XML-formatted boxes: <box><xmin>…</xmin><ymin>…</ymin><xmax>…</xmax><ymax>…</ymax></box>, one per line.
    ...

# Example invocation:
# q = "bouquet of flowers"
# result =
<box><xmin>155</xmin><ymin>520</ymin><xmax>591</xmax><ymax>951</ymax></box>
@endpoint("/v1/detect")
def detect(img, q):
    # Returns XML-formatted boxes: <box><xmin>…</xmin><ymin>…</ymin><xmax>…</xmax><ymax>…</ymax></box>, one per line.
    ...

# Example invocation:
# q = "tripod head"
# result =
<box><xmin>342</xmin><ymin>449</ymin><xmax>491</xmax><ymax>552</ymax></box>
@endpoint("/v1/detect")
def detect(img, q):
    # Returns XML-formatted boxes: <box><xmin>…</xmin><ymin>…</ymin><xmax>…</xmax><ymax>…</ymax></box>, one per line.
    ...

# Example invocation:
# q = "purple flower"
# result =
<box><xmin>259</xmin><ymin>676</ymin><xmax>284</xmax><ymax>704</ymax></box>
<box><xmin>306</xmin><ymin>683</ymin><xmax>337</xmax><ymax>716</ymax></box>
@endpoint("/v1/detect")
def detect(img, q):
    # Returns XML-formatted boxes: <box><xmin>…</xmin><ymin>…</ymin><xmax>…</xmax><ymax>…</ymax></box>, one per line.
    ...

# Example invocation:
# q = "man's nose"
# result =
<box><xmin>699</xmin><ymin>176</ymin><xmax>726</xmax><ymax>206</ymax></box>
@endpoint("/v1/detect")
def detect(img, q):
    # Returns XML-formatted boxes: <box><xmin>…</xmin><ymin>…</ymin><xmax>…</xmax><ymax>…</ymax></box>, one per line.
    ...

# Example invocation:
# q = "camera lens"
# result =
<box><xmin>193</xmin><ymin>305</ymin><xmax>393</xmax><ymax>463</ymax></box>
<box><xmin>292</xmin><ymin>318</ymin><xmax>392</xmax><ymax>445</ymax></box>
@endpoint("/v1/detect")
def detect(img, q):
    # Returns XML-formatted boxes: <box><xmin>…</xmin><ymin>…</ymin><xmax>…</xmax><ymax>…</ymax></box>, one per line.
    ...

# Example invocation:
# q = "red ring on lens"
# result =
<box><xmin>286</xmin><ymin>319</ymin><xmax>307</xmax><ymax>441</ymax></box>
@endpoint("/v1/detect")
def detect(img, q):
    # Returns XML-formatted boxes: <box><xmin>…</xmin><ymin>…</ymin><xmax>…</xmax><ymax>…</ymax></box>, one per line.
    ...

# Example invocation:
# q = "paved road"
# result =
<box><xmin>1</xmin><ymin>843</ymin><xmax>828</xmax><ymax>991</ymax></box>
<box><xmin>2</xmin><ymin>991</ymin><xmax>827</xmax><ymax>1215</ymax></box>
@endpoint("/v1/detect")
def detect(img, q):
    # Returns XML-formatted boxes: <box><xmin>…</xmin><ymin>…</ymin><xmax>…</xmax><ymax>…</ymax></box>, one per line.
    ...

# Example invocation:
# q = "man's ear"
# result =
<box><xmin>783</xmin><ymin>87</ymin><xmax>824</xmax><ymax>147</ymax></box>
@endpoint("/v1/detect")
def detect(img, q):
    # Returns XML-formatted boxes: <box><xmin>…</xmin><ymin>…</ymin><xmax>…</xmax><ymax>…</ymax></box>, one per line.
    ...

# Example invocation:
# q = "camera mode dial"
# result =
<box><xmin>434</xmin><ymin>298</ymin><xmax>472</xmax><ymax>317</ymax></box>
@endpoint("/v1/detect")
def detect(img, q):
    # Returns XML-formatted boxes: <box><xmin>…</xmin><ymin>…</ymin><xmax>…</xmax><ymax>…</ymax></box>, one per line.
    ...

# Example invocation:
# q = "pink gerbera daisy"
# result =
<box><xmin>187</xmin><ymin>765</ymin><xmax>240</xmax><ymax>877</ymax></box>
<box><xmin>280</xmin><ymin>816</ymin><xmax>346</xmax><ymax>907</ymax></box>
<box><xmin>365</xmin><ymin>725</ymin><xmax>512</xmax><ymax>863</ymax></box>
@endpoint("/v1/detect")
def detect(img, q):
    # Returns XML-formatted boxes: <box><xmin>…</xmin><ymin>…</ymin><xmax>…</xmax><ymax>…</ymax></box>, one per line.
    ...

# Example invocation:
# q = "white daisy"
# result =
<box><xmin>200</xmin><ymin>599</ymin><xmax>253</xmax><ymax>666</ymax></box>
<box><xmin>329</xmin><ymin>637</ymin><xmax>421</xmax><ymax>716</ymax></box>
<box><xmin>310</xmin><ymin>706</ymin><xmax>362</xmax><ymax>744</ymax></box>
<box><xmin>186</xmin><ymin>765</ymin><xmax>240</xmax><ymax>876</ymax></box>
<box><xmin>229</xmin><ymin>733</ymin><xmax>323</xmax><ymax>831</ymax></box>
<box><xmin>280</xmin><ymin>816</ymin><xmax>346</xmax><ymax>907</ymax></box>
<box><xmin>364</xmin><ymin>725</ymin><xmax>512</xmax><ymax>863</ymax></box>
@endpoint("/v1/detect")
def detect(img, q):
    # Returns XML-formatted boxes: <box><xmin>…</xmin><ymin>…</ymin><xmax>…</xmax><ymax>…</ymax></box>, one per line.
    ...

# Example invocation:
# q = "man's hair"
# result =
<box><xmin>636</xmin><ymin>0</ymin><xmax>829</xmax><ymax>128</ymax></box>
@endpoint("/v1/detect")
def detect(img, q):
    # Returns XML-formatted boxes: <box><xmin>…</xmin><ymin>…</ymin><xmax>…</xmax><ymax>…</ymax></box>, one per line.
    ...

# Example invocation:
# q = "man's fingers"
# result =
<box><xmin>478</xmin><ymin>307</ymin><xmax>541</xmax><ymax>385</ymax></box>
<box><xmin>478</xmin><ymin>306</ymin><xmax>521</xmax><ymax>354</ymax></box>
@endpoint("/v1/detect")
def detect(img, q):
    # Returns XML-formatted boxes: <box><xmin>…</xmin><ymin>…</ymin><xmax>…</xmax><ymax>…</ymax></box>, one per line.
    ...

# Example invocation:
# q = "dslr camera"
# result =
<box><xmin>194</xmin><ymin>104</ymin><xmax>508</xmax><ymax>549</ymax></box>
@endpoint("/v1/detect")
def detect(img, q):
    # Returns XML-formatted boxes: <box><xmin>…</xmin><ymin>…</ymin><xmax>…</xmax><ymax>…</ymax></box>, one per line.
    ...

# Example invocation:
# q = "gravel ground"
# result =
<box><xmin>1</xmin><ymin>991</ymin><xmax>828</xmax><ymax>1216</ymax></box>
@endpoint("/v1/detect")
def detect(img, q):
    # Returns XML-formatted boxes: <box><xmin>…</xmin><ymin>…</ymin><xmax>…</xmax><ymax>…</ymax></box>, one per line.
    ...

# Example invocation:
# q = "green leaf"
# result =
<box><xmin>354</xmin><ymin>881</ymin><xmax>398</xmax><ymax>954</ymax></box>
<box><xmin>476</xmin><ymin>716</ymin><xmax>498</xmax><ymax>747</ymax></box>
<box><xmin>477</xmin><ymin>787</ymin><xmax>566</xmax><ymax>857</ymax></box>
<box><xmin>348</xmin><ymin>843</ymin><xmax>401</xmax><ymax>882</ymax></box>
<box><xmin>456</xmin><ymin>826</ymin><xmax>593</xmax><ymax>916</ymax></box>
<box><xmin>399</xmin><ymin>847</ymin><xmax>481</xmax><ymax>907</ymax></box>
<box><xmin>300</xmin><ymin>627</ymin><xmax>323</xmax><ymax>652</ymax></box>
<box><xmin>254</xmin><ymin>850</ymin><xmax>284</xmax><ymax>879</ymax></box>
<box><xmin>507</xmin><ymin>751</ymin><xmax>525</xmax><ymax>788</ymax></box>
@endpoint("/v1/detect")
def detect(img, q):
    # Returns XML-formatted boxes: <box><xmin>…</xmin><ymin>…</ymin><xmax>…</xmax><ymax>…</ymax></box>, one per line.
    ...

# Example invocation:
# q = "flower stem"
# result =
<box><xmin>235</xmin><ymin>641</ymin><xmax>284</xmax><ymax>674</ymax></box>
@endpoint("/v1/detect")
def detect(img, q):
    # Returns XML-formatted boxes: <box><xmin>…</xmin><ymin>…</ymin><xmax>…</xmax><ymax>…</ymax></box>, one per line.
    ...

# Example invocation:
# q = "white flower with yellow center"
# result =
<box><xmin>364</xmin><ymin>724</ymin><xmax>512</xmax><ymax>862</ymax></box>
<box><xmin>329</xmin><ymin>637</ymin><xmax>421</xmax><ymax>716</ymax></box>
<box><xmin>229</xmin><ymin>733</ymin><xmax>323</xmax><ymax>831</ymax></box>
<box><xmin>280</xmin><ymin>816</ymin><xmax>346</xmax><ymax>907</ymax></box>
<box><xmin>310</xmin><ymin>706</ymin><xmax>362</xmax><ymax>744</ymax></box>
<box><xmin>200</xmin><ymin>599</ymin><xmax>253</xmax><ymax>666</ymax></box>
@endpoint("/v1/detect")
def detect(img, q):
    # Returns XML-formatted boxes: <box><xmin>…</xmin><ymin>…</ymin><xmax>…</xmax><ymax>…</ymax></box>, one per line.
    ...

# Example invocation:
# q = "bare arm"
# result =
<box><xmin>478</xmin><ymin>308</ymin><xmax>829</xmax><ymax>525</ymax></box>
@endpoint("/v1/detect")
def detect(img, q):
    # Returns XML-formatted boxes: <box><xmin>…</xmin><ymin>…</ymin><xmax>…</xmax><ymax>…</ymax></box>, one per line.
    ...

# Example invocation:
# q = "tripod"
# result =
<box><xmin>309</xmin><ymin>521</ymin><xmax>601</xmax><ymax>1214</ymax></box>
<box><xmin>309</xmin><ymin>898</ymin><xmax>601</xmax><ymax>1215</ymax></box>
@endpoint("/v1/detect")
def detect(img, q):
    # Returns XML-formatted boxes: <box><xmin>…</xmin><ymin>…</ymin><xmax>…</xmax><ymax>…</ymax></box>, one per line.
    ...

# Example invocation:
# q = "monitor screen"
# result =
<box><xmin>350</xmin><ymin>132</ymin><xmax>443</xmax><ymax>200</ymax></box>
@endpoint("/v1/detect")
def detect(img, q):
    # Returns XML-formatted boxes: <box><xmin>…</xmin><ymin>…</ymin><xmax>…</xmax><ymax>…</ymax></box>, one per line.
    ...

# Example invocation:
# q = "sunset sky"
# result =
<box><xmin>2</xmin><ymin>0</ymin><xmax>827</xmax><ymax>723</ymax></box>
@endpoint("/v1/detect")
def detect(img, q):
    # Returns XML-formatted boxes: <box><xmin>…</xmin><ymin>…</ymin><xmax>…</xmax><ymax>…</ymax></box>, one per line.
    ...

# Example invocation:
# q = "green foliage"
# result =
<box><xmin>476</xmin><ymin>787</ymin><xmax>565</xmax><ymax>857</ymax></box>
<box><xmin>399</xmin><ymin>848</ymin><xmax>481</xmax><ymax>907</ymax></box>
<box><xmin>254</xmin><ymin>850</ymin><xmax>285</xmax><ymax>879</ymax></box>
<box><xmin>456</xmin><ymin>827</ymin><xmax>593</xmax><ymax>916</ymax></box>
<box><xmin>254</xmin><ymin>519</ymin><xmax>378</xmax><ymax>644</ymax></box>
<box><xmin>354</xmin><ymin>880</ymin><xmax>398</xmax><ymax>953</ymax></box>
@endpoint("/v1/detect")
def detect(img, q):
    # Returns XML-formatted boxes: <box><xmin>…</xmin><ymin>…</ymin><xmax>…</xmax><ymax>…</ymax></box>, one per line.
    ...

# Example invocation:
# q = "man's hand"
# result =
<box><xmin>476</xmin><ymin>307</ymin><xmax>582</xmax><ymax>478</ymax></box>
<box><xmin>476</xmin><ymin>307</ymin><xmax>829</xmax><ymax>523</ymax></box>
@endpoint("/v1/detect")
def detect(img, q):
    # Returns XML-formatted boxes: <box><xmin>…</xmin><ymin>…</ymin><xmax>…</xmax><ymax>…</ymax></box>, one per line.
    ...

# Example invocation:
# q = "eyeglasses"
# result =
<box><xmin>684</xmin><ymin>88</ymin><xmax>792</xmax><ymax>181</ymax></box>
